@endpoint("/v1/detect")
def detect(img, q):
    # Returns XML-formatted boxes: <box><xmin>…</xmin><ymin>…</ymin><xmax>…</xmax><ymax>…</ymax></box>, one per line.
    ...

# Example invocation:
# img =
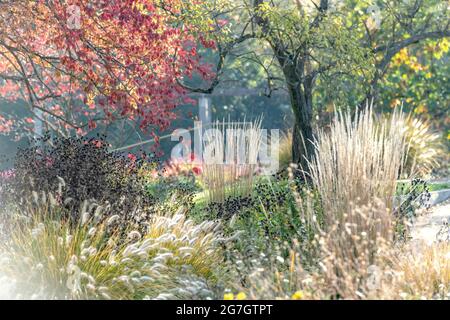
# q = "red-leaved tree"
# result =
<box><xmin>0</xmin><ymin>0</ymin><xmax>215</xmax><ymax>138</ymax></box>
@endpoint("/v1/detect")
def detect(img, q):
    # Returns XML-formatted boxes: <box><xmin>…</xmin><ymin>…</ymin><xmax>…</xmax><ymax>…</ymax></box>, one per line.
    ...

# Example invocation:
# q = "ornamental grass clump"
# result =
<box><xmin>400</xmin><ymin>115</ymin><xmax>445</xmax><ymax>177</ymax></box>
<box><xmin>230</xmin><ymin>108</ymin><xmax>410</xmax><ymax>300</ymax></box>
<box><xmin>308</xmin><ymin>107</ymin><xmax>408</xmax><ymax>227</ymax></box>
<box><xmin>388</xmin><ymin>242</ymin><xmax>450</xmax><ymax>299</ymax></box>
<box><xmin>312</xmin><ymin>199</ymin><xmax>396</xmax><ymax>299</ymax></box>
<box><xmin>229</xmin><ymin>198</ymin><xmax>399</xmax><ymax>300</ymax></box>
<box><xmin>233</xmin><ymin>227</ymin><xmax>450</xmax><ymax>300</ymax></box>
<box><xmin>202</xmin><ymin>119</ymin><xmax>263</xmax><ymax>204</ymax></box>
<box><xmin>303</xmin><ymin>108</ymin><xmax>408</xmax><ymax>298</ymax></box>
<box><xmin>0</xmin><ymin>195</ymin><xmax>224</xmax><ymax>300</ymax></box>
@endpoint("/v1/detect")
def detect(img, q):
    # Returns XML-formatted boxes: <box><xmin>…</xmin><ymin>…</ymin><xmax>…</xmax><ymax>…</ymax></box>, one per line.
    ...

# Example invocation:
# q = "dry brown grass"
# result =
<box><xmin>389</xmin><ymin>242</ymin><xmax>450</xmax><ymax>299</ymax></box>
<box><xmin>235</xmin><ymin>108</ymin><xmax>418</xmax><ymax>300</ymax></box>
<box><xmin>240</xmin><ymin>237</ymin><xmax>450</xmax><ymax>300</ymax></box>
<box><xmin>235</xmin><ymin>198</ymin><xmax>397</xmax><ymax>300</ymax></box>
<box><xmin>311</xmin><ymin>199</ymin><xmax>395</xmax><ymax>299</ymax></box>
<box><xmin>303</xmin><ymin>108</ymin><xmax>409</xmax><ymax>299</ymax></box>
<box><xmin>235</xmin><ymin>108</ymin><xmax>450</xmax><ymax>300</ymax></box>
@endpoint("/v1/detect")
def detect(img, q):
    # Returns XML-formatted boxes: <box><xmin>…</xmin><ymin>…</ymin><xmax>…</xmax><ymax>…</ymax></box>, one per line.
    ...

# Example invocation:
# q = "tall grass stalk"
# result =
<box><xmin>203</xmin><ymin>118</ymin><xmax>263</xmax><ymax>203</ymax></box>
<box><xmin>298</xmin><ymin>108</ymin><xmax>408</xmax><ymax>298</ymax></box>
<box><xmin>308</xmin><ymin>107</ymin><xmax>408</xmax><ymax>228</ymax></box>
<box><xmin>232</xmin><ymin>199</ymin><xmax>398</xmax><ymax>300</ymax></box>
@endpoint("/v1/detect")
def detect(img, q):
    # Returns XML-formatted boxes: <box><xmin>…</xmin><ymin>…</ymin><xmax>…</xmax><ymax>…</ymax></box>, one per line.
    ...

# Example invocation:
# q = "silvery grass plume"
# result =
<box><xmin>301</xmin><ymin>107</ymin><xmax>409</xmax><ymax>298</ymax></box>
<box><xmin>152</xmin><ymin>274</ymin><xmax>215</xmax><ymax>300</ymax></box>
<box><xmin>0</xmin><ymin>197</ymin><xmax>224</xmax><ymax>300</ymax></box>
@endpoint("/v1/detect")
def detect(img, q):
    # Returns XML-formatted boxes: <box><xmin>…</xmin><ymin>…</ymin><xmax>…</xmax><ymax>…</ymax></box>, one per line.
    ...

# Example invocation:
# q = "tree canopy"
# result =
<box><xmin>0</xmin><ymin>0</ymin><xmax>216</xmax><ymax>137</ymax></box>
<box><xmin>0</xmin><ymin>0</ymin><xmax>448</xmax><ymax>162</ymax></box>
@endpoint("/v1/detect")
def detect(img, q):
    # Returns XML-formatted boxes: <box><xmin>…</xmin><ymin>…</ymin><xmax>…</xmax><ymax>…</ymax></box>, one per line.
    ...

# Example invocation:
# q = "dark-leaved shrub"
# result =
<box><xmin>1</xmin><ymin>135</ymin><xmax>154</xmax><ymax>224</ymax></box>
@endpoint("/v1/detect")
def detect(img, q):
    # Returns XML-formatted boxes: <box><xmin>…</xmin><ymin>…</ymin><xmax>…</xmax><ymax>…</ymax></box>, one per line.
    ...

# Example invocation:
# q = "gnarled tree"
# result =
<box><xmin>184</xmin><ymin>0</ymin><xmax>449</xmax><ymax>169</ymax></box>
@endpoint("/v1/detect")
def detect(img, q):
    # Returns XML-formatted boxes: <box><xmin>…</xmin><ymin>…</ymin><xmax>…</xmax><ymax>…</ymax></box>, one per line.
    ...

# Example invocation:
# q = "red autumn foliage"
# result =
<box><xmin>0</xmin><ymin>0</ymin><xmax>215</xmax><ymax>135</ymax></box>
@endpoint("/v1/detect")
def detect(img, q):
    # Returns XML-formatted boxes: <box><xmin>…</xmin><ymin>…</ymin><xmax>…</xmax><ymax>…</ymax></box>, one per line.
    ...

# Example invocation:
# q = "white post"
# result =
<box><xmin>198</xmin><ymin>94</ymin><xmax>211</xmax><ymax>126</ymax></box>
<box><xmin>195</xmin><ymin>95</ymin><xmax>212</xmax><ymax>163</ymax></box>
<box><xmin>34</xmin><ymin>108</ymin><xmax>43</xmax><ymax>140</ymax></box>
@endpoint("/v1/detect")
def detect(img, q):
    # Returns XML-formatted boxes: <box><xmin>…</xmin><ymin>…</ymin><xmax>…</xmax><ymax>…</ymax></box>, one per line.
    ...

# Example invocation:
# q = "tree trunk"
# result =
<box><xmin>288</xmin><ymin>81</ymin><xmax>315</xmax><ymax>172</ymax></box>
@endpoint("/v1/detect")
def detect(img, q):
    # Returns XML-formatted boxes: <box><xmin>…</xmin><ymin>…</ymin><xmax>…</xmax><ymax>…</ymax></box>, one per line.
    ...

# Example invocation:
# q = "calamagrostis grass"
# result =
<box><xmin>236</xmin><ymin>197</ymin><xmax>396</xmax><ymax>300</ymax></box>
<box><xmin>308</xmin><ymin>107</ymin><xmax>408</xmax><ymax>227</ymax></box>
<box><xmin>202</xmin><ymin>118</ymin><xmax>263</xmax><ymax>203</ymax></box>
<box><xmin>237</xmin><ymin>108</ymin><xmax>411</xmax><ymax>300</ymax></box>
<box><xmin>302</xmin><ymin>108</ymin><xmax>408</xmax><ymax>298</ymax></box>
<box><xmin>312</xmin><ymin>199</ymin><xmax>395</xmax><ymax>299</ymax></box>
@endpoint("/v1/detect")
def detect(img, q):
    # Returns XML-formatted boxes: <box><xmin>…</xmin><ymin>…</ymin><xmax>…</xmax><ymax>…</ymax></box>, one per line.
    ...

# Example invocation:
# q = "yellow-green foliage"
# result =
<box><xmin>0</xmin><ymin>200</ymin><xmax>223</xmax><ymax>300</ymax></box>
<box><xmin>278</xmin><ymin>131</ymin><xmax>293</xmax><ymax>169</ymax></box>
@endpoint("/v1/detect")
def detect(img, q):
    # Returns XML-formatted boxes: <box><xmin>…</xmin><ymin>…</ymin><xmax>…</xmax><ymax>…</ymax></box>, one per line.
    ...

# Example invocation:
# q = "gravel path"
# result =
<box><xmin>411</xmin><ymin>200</ymin><xmax>450</xmax><ymax>245</ymax></box>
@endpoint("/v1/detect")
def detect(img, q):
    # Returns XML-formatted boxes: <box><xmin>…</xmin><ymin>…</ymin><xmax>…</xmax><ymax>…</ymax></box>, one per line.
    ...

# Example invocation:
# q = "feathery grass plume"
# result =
<box><xmin>311</xmin><ymin>199</ymin><xmax>395</xmax><ymax>299</ymax></box>
<box><xmin>230</xmin><ymin>107</ymin><xmax>411</xmax><ymax>299</ymax></box>
<box><xmin>0</xmin><ymin>199</ymin><xmax>224</xmax><ymax>300</ymax></box>
<box><xmin>303</xmin><ymin>108</ymin><xmax>409</xmax><ymax>297</ymax></box>
<box><xmin>233</xmin><ymin>229</ymin><xmax>450</xmax><ymax>299</ymax></box>
<box><xmin>400</xmin><ymin>115</ymin><xmax>445</xmax><ymax>177</ymax></box>
<box><xmin>308</xmin><ymin>107</ymin><xmax>408</xmax><ymax>227</ymax></box>
<box><xmin>278</xmin><ymin>131</ymin><xmax>293</xmax><ymax>169</ymax></box>
<box><xmin>313</xmin><ymin>240</ymin><xmax>450</xmax><ymax>299</ymax></box>
<box><xmin>202</xmin><ymin>118</ymin><xmax>263</xmax><ymax>204</ymax></box>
